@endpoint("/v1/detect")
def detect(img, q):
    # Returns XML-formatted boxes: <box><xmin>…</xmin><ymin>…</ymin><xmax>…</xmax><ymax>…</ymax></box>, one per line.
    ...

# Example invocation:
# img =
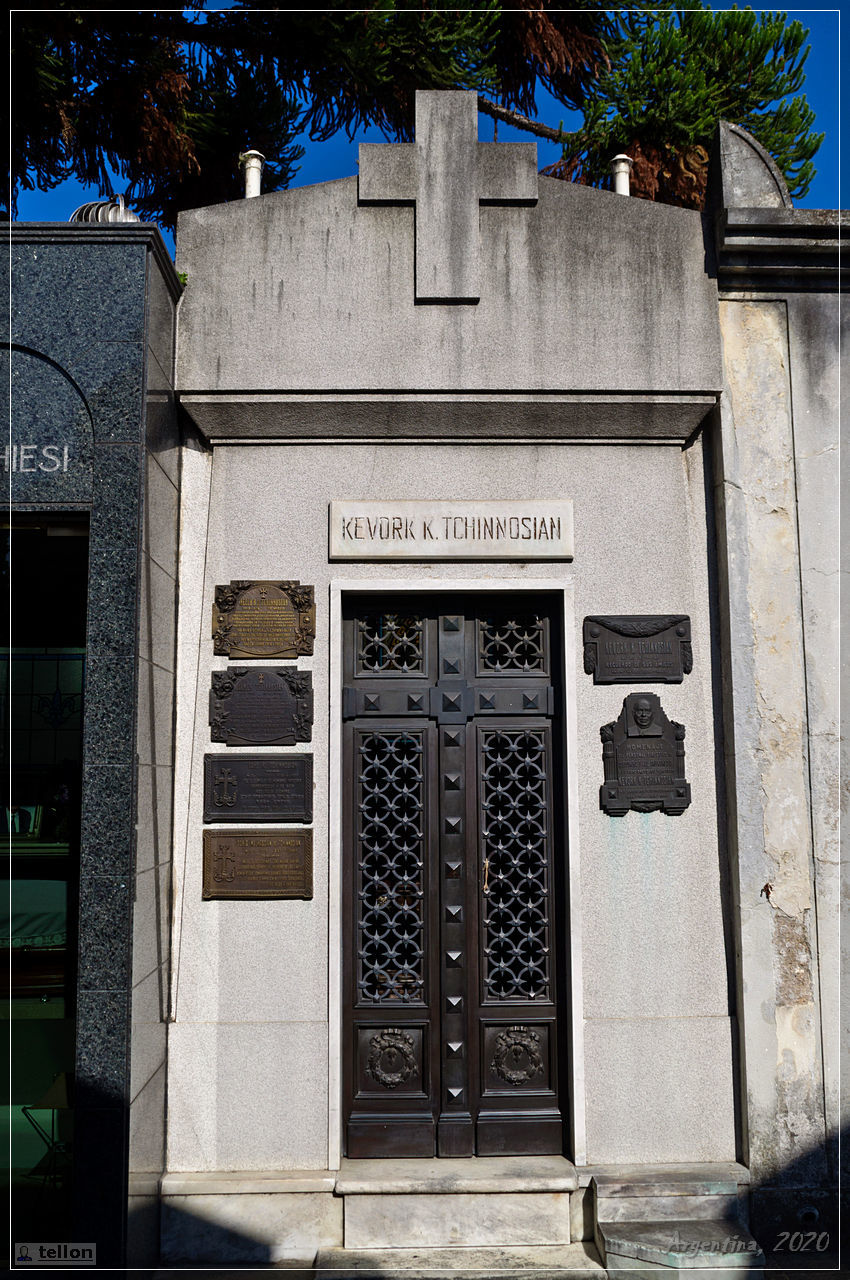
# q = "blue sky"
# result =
<box><xmin>14</xmin><ymin>7</ymin><xmax>842</xmax><ymax>254</ymax></box>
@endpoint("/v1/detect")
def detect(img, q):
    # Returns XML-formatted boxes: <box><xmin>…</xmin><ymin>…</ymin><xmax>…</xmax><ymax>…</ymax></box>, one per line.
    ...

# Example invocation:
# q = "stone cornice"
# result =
<box><xmin>9</xmin><ymin>221</ymin><xmax>183</xmax><ymax>300</ymax></box>
<box><xmin>714</xmin><ymin>209</ymin><xmax>843</xmax><ymax>292</ymax></box>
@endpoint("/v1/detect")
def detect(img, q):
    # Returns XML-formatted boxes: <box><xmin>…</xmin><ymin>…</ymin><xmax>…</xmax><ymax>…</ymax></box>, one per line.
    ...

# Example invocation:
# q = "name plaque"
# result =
<box><xmin>210</xmin><ymin>667</ymin><xmax>313</xmax><ymax>746</ymax></box>
<box><xmin>329</xmin><ymin>501</ymin><xmax>573</xmax><ymax>561</ymax></box>
<box><xmin>600</xmin><ymin>693</ymin><xmax>690</xmax><ymax>816</ymax></box>
<box><xmin>203</xmin><ymin>829</ymin><xmax>313</xmax><ymax>900</ymax></box>
<box><xmin>203</xmin><ymin>754</ymin><xmax>313</xmax><ymax>822</ymax></box>
<box><xmin>583</xmin><ymin>615</ymin><xmax>692</xmax><ymax>684</ymax></box>
<box><xmin>213</xmin><ymin>581</ymin><xmax>315</xmax><ymax>658</ymax></box>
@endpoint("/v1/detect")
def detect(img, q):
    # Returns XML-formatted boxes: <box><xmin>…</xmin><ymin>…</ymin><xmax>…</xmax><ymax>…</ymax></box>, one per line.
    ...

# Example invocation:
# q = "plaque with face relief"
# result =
<box><xmin>583</xmin><ymin>615</ymin><xmax>692</xmax><ymax>684</ymax></box>
<box><xmin>203</xmin><ymin>829</ymin><xmax>313</xmax><ymax>900</ymax></box>
<box><xmin>210</xmin><ymin>667</ymin><xmax>313</xmax><ymax>746</ymax></box>
<box><xmin>600</xmin><ymin>693</ymin><xmax>690</xmax><ymax>816</ymax></box>
<box><xmin>213</xmin><ymin>581</ymin><xmax>315</xmax><ymax>658</ymax></box>
<box><xmin>203</xmin><ymin>754</ymin><xmax>313</xmax><ymax>822</ymax></box>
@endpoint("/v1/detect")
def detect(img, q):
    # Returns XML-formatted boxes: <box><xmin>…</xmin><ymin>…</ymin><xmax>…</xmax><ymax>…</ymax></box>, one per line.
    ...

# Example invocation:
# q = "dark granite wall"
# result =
<box><xmin>8</xmin><ymin>226</ymin><xmax>181</xmax><ymax>1266</ymax></box>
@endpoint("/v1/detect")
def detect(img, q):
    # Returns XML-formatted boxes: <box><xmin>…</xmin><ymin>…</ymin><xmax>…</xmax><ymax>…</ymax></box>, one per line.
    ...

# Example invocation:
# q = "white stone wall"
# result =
<box><xmin>166</xmin><ymin>435</ymin><xmax>734</xmax><ymax>1171</ymax></box>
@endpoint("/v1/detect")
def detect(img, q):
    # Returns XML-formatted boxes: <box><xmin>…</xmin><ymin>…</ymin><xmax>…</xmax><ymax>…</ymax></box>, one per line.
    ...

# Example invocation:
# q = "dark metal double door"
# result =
<box><xmin>342</xmin><ymin>594</ymin><xmax>566</xmax><ymax>1158</ymax></box>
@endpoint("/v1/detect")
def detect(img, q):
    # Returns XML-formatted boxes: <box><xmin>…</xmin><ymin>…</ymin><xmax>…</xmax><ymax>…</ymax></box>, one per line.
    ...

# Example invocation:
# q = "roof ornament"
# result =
<box><xmin>68</xmin><ymin>194</ymin><xmax>141</xmax><ymax>224</ymax></box>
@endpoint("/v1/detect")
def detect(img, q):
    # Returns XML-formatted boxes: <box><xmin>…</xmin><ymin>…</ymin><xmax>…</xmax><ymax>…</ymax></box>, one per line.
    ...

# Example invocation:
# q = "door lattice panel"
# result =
<box><xmin>356</xmin><ymin>730</ymin><xmax>426</xmax><ymax>1003</ymax></box>
<box><xmin>357</xmin><ymin>613</ymin><xmax>424</xmax><ymax>673</ymax></box>
<box><xmin>481</xmin><ymin>729</ymin><xmax>551</xmax><ymax>1001</ymax></box>
<box><xmin>478</xmin><ymin>613</ymin><xmax>546</xmax><ymax>672</ymax></box>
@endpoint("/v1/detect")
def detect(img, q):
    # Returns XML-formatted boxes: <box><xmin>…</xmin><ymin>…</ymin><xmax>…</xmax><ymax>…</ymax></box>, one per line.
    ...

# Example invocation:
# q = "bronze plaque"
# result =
<box><xmin>203</xmin><ymin>754</ymin><xmax>313</xmax><ymax>822</ymax></box>
<box><xmin>210</xmin><ymin>667</ymin><xmax>313</xmax><ymax>746</ymax></box>
<box><xmin>600</xmin><ymin>693</ymin><xmax>690</xmax><ymax>816</ymax></box>
<box><xmin>203</xmin><ymin>829</ymin><xmax>313</xmax><ymax>899</ymax></box>
<box><xmin>583</xmin><ymin>615</ymin><xmax>692</xmax><ymax>684</ymax></box>
<box><xmin>213</xmin><ymin>581</ymin><xmax>315</xmax><ymax>658</ymax></box>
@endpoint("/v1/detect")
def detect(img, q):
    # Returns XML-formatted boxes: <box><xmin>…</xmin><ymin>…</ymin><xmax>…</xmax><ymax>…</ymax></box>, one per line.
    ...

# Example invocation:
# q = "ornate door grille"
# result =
<box><xmin>342</xmin><ymin>594</ymin><xmax>567</xmax><ymax>1157</ymax></box>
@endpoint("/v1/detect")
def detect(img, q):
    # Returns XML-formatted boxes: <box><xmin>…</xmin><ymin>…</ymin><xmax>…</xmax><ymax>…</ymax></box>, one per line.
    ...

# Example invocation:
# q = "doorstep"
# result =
<box><xmin>335</xmin><ymin>1155</ymin><xmax>578</xmax><ymax>1195</ymax></box>
<box><xmin>333</xmin><ymin>1157</ymin><xmax>577</xmax><ymax>1251</ymax></box>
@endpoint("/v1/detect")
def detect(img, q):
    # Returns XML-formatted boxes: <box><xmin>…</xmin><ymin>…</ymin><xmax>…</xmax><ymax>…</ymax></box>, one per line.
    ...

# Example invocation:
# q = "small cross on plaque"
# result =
<box><xmin>358</xmin><ymin>90</ymin><xmax>538</xmax><ymax>303</ymax></box>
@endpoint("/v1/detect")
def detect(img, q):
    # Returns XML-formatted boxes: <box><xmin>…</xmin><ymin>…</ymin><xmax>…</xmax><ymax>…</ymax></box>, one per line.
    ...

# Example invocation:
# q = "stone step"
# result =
<box><xmin>336</xmin><ymin>1156</ymin><xmax>577</xmax><ymax>1250</ymax></box>
<box><xmin>599</xmin><ymin>1218</ymin><xmax>764</xmax><ymax>1276</ymax></box>
<box><xmin>594</xmin><ymin>1193</ymin><xmax>742</xmax><ymax>1223</ymax></box>
<box><xmin>591</xmin><ymin>1162</ymin><xmax>749</xmax><ymax>1227</ymax></box>
<box><xmin>588</xmin><ymin>1162</ymin><xmax>747</xmax><ymax>1201</ymax></box>
<box><xmin>314</xmin><ymin>1241</ymin><xmax>606</xmax><ymax>1278</ymax></box>
<box><xmin>344</xmin><ymin>1190</ymin><xmax>572</xmax><ymax>1250</ymax></box>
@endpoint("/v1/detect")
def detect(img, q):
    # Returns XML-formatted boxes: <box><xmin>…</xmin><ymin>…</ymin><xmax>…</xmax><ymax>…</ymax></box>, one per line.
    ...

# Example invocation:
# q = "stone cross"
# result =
<box><xmin>358</xmin><ymin>90</ymin><xmax>538</xmax><ymax>304</ymax></box>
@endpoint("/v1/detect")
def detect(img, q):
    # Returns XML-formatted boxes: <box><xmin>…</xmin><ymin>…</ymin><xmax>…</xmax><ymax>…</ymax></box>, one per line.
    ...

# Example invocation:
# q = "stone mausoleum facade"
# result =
<box><xmin>6</xmin><ymin>93</ymin><xmax>843</xmax><ymax>1273</ymax></box>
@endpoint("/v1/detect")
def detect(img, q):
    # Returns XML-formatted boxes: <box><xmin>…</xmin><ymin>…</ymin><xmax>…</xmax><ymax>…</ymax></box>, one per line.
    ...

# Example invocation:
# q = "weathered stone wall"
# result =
<box><xmin>175</xmin><ymin>176</ymin><xmax>721</xmax><ymax>405</ymax></box>
<box><xmin>710</xmin><ymin>119</ymin><xmax>841</xmax><ymax>1245</ymax></box>
<box><xmin>714</xmin><ymin>289</ymin><xmax>840</xmax><ymax>1241</ymax></box>
<box><xmin>785</xmin><ymin>292</ymin><xmax>844</xmax><ymax>1186</ymax></box>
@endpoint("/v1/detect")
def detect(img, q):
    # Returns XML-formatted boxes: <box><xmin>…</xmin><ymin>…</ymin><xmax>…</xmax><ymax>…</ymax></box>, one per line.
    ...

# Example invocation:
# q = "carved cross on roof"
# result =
<box><xmin>358</xmin><ymin>90</ymin><xmax>538</xmax><ymax>304</ymax></box>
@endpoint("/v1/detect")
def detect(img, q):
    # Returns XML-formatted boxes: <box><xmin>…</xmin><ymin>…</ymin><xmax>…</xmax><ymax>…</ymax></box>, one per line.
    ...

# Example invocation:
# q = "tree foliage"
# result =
<box><xmin>12</xmin><ymin>10</ymin><xmax>198</xmax><ymax>206</ymax></box>
<box><xmin>11</xmin><ymin>2</ymin><xmax>610</xmax><ymax>229</ymax></box>
<box><xmin>11</xmin><ymin>6</ymin><xmax>306</xmax><ymax>223</ymax></box>
<box><xmin>543</xmin><ymin>4</ymin><xmax>823</xmax><ymax>207</ymax></box>
<box><xmin>10</xmin><ymin>1</ymin><xmax>822</xmax><ymax>228</ymax></box>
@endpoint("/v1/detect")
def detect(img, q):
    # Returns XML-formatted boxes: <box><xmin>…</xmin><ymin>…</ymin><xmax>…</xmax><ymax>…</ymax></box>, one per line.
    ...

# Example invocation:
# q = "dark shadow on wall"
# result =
<box><xmin>749</xmin><ymin>1124</ymin><xmax>844</xmax><ymax>1276</ymax></box>
<box><xmin>128</xmin><ymin>1200</ymin><xmax>274</xmax><ymax>1271</ymax></box>
<box><xmin>695</xmin><ymin>416</ymin><xmax>744</xmax><ymax>1163</ymax></box>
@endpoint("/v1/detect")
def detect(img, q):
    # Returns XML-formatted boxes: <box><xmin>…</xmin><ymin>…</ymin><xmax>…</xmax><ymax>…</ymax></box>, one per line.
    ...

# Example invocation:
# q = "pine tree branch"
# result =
<box><xmin>477</xmin><ymin>95</ymin><xmax>574</xmax><ymax>144</ymax></box>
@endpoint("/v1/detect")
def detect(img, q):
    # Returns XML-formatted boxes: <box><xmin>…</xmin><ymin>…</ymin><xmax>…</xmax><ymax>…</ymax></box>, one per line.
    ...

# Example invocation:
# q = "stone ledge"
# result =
<box><xmin>576</xmin><ymin>1162</ymin><xmax>752</xmax><ymax>1190</ymax></box>
<box><xmin>128</xmin><ymin>1172</ymin><xmax>161</xmax><ymax>1197</ymax></box>
<box><xmin>315</xmin><ymin>1241</ymin><xmax>605</xmax><ymax>1278</ymax></box>
<box><xmin>335</xmin><ymin>1155</ymin><xmax>577</xmax><ymax>1195</ymax></box>
<box><xmin>160</xmin><ymin>1169</ymin><xmax>336</xmax><ymax>1195</ymax></box>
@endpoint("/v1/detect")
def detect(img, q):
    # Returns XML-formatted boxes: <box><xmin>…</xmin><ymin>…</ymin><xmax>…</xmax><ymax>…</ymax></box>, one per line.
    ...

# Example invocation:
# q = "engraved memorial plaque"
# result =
<box><xmin>203</xmin><ymin>829</ymin><xmax>313</xmax><ymax>899</ymax></box>
<box><xmin>210</xmin><ymin>667</ymin><xmax>313</xmax><ymax>746</ymax></box>
<box><xmin>583</xmin><ymin>615</ymin><xmax>692</xmax><ymax>684</ymax></box>
<box><xmin>330</xmin><ymin>500</ymin><xmax>574</xmax><ymax>561</ymax></box>
<box><xmin>600</xmin><ymin>693</ymin><xmax>690</xmax><ymax>816</ymax></box>
<box><xmin>213</xmin><ymin>581</ymin><xmax>315</xmax><ymax>658</ymax></box>
<box><xmin>203</xmin><ymin>754</ymin><xmax>313</xmax><ymax>822</ymax></box>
